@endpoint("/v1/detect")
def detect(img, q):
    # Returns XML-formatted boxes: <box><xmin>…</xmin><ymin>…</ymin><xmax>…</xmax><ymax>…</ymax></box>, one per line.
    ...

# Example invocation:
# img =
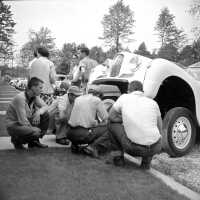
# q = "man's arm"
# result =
<box><xmin>157</xmin><ymin>115</ymin><xmax>163</xmax><ymax>135</ymax></box>
<box><xmin>96</xmin><ymin>101</ymin><xmax>109</xmax><ymax>125</ymax></box>
<box><xmin>155</xmin><ymin>102</ymin><xmax>162</xmax><ymax>135</ymax></box>
<box><xmin>35</xmin><ymin>96</ymin><xmax>48</xmax><ymax>115</ymax></box>
<box><xmin>108</xmin><ymin>95</ymin><xmax>123</xmax><ymax>123</ymax></box>
<box><xmin>108</xmin><ymin>107</ymin><xmax>122</xmax><ymax>123</ymax></box>
<box><xmin>49</xmin><ymin>62</ymin><xmax>56</xmax><ymax>84</ymax></box>
<box><xmin>14</xmin><ymin>96</ymin><xmax>32</xmax><ymax>126</ymax></box>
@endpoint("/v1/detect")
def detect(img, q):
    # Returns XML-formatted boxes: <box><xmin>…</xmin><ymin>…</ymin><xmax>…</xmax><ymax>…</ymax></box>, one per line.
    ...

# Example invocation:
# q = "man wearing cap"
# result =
<box><xmin>67</xmin><ymin>84</ymin><xmax>109</xmax><ymax>157</ymax></box>
<box><xmin>53</xmin><ymin>86</ymin><xmax>82</xmax><ymax>145</ymax></box>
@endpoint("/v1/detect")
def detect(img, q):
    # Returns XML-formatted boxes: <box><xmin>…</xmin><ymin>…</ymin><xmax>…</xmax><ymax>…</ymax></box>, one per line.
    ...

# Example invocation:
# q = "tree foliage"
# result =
<box><xmin>155</xmin><ymin>7</ymin><xmax>186</xmax><ymax>49</ymax></box>
<box><xmin>134</xmin><ymin>42</ymin><xmax>151</xmax><ymax>58</ymax></box>
<box><xmin>157</xmin><ymin>43</ymin><xmax>179</xmax><ymax>62</ymax></box>
<box><xmin>0</xmin><ymin>1</ymin><xmax>16</xmax><ymax>60</ymax></box>
<box><xmin>189</xmin><ymin>0</ymin><xmax>200</xmax><ymax>38</ymax></box>
<box><xmin>101</xmin><ymin>0</ymin><xmax>134</xmax><ymax>52</ymax></box>
<box><xmin>19</xmin><ymin>27</ymin><xmax>56</xmax><ymax>67</ymax></box>
<box><xmin>28</xmin><ymin>27</ymin><xmax>55</xmax><ymax>50</ymax></box>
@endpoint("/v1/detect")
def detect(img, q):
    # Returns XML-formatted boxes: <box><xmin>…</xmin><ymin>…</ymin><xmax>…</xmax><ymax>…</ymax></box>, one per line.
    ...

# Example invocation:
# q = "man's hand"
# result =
<box><xmin>32</xmin><ymin>112</ymin><xmax>41</xmax><ymax>125</ymax></box>
<box><xmin>32</xmin><ymin>127</ymin><xmax>41</xmax><ymax>137</ymax></box>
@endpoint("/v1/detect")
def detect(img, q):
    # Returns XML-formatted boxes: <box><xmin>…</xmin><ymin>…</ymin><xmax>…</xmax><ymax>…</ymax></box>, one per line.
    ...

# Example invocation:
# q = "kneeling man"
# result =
<box><xmin>68</xmin><ymin>85</ymin><xmax>109</xmax><ymax>157</ymax></box>
<box><xmin>108</xmin><ymin>81</ymin><xmax>162</xmax><ymax>169</ymax></box>
<box><xmin>6</xmin><ymin>77</ymin><xmax>49</xmax><ymax>149</ymax></box>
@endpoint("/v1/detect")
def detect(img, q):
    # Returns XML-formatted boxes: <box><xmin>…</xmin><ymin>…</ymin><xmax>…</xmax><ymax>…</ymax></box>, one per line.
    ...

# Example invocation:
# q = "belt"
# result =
<box><xmin>133</xmin><ymin>138</ymin><xmax>161</xmax><ymax>149</ymax></box>
<box><xmin>69</xmin><ymin>125</ymin><xmax>91</xmax><ymax>130</ymax></box>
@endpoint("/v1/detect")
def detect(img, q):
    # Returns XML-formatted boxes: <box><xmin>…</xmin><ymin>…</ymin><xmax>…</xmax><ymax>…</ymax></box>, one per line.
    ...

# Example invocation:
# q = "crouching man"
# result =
<box><xmin>54</xmin><ymin>86</ymin><xmax>82</xmax><ymax>145</ymax></box>
<box><xmin>107</xmin><ymin>81</ymin><xmax>162</xmax><ymax>169</ymax></box>
<box><xmin>67</xmin><ymin>85</ymin><xmax>109</xmax><ymax>157</ymax></box>
<box><xmin>6</xmin><ymin>77</ymin><xmax>49</xmax><ymax>149</ymax></box>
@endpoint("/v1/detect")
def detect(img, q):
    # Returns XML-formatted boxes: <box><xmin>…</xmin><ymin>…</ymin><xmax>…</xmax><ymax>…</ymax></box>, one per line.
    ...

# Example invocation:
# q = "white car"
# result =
<box><xmin>92</xmin><ymin>51</ymin><xmax>200</xmax><ymax>157</ymax></box>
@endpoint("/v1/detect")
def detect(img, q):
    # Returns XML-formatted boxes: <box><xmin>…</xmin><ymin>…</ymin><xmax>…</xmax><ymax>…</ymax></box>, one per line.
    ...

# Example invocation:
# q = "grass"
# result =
<box><xmin>0</xmin><ymin>148</ymin><xmax>189</xmax><ymax>200</ymax></box>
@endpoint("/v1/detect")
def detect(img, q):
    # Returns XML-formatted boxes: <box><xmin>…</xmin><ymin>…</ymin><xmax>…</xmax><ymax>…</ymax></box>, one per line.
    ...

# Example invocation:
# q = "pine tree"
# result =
<box><xmin>134</xmin><ymin>42</ymin><xmax>151</xmax><ymax>58</ymax></box>
<box><xmin>101</xmin><ymin>0</ymin><xmax>134</xmax><ymax>52</ymax></box>
<box><xmin>155</xmin><ymin>7</ymin><xmax>186</xmax><ymax>49</ymax></box>
<box><xmin>0</xmin><ymin>1</ymin><xmax>16</xmax><ymax>60</ymax></box>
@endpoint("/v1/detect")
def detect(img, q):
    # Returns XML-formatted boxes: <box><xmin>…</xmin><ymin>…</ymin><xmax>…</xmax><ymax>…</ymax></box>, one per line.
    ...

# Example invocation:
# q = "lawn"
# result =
<box><xmin>0</xmin><ymin>148</ymin><xmax>189</xmax><ymax>200</ymax></box>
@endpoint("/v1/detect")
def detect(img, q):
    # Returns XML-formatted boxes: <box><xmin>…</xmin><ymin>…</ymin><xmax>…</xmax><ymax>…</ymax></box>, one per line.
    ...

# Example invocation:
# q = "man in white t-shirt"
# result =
<box><xmin>108</xmin><ymin>81</ymin><xmax>162</xmax><ymax>169</ymax></box>
<box><xmin>29</xmin><ymin>46</ymin><xmax>56</xmax><ymax>105</ymax></box>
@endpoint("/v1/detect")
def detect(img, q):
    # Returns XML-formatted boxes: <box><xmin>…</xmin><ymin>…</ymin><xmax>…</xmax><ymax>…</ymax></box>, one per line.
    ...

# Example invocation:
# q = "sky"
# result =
<box><xmin>6</xmin><ymin>0</ymin><xmax>198</xmax><ymax>53</ymax></box>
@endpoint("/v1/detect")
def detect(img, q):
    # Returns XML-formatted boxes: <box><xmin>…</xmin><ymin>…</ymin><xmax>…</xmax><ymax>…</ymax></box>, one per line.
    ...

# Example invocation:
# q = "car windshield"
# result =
<box><xmin>110</xmin><ymin>54</ymin><xmax>124</xmax><ymax>77</ymax></box>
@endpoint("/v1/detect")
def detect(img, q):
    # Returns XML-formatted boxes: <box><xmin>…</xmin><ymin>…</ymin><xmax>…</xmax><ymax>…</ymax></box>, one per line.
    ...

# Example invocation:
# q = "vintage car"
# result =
<box><xmin>92</xmin><ymin>51</ymin><xmax>200</xmax><ymax>157</ymax></box>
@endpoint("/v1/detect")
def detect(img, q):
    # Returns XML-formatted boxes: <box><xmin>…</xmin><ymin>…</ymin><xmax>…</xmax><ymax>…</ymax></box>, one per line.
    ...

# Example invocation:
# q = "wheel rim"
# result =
<box><xmin>172</xmin><ymin>117</ymin><xmax>192</xmax><ymax>149</ymax></box>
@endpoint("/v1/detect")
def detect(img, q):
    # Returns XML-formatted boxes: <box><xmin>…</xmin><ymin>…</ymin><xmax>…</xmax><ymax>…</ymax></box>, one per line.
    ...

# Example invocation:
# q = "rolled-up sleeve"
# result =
<box><xmin>97</xmin><ymin>101</ymin><xmax>108</xmax><ymax>121</ymax></box>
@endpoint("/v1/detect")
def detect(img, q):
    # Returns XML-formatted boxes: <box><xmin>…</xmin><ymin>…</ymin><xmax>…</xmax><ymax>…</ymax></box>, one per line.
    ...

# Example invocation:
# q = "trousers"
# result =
<box><xmin>107</xmin><ymin>122</ymin><xmax>162</xmax><ymax>160</ymax></box>
<box><xmin>7</xmin><ymin>112</ymin><xmax>49</xmax><ymax>144</ymax></box>
<box><xmin>67</xmin><ymin>125</ymin><xmax>111</xmax><ymax>153</ymax></box>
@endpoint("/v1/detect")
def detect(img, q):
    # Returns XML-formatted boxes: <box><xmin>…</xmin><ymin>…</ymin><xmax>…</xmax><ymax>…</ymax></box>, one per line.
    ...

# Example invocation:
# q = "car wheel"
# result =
<box><xmin>162</xmin><ymin>107</ymin><xmax>196</xmax><ymax>157</ymax></box>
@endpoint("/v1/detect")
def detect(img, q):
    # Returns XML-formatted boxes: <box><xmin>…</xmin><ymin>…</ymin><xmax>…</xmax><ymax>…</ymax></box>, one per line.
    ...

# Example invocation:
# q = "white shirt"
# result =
<box><xmin>69</xmin><ymin>94</ymin><xmax>108</xmax><ymax>128</ymax></box>
<box><xmin>79</xmin><ymin>56</ymin><xmax>98</xmax><ymax>80</ymax></box>
<box><xmin>28</xmin><ymin>58</ymin><xmax>38</xmax><ymax>69</ymax></box>
<box><xmin>113</xmin><ymin>91</ymin><xmax>161</xmax><ymax>145</ymax></box>
<box><xmin>29</xmin><ymin>56</ymin><xmax>56</xmax><ymax>94</ymax></box>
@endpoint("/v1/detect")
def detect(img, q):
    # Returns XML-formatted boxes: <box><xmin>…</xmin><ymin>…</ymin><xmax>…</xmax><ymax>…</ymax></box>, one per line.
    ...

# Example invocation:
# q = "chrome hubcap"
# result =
<box><xmin>172</xmin><ymin>117</ymin><xmax>192</xmax><ymax>149</ymax></box>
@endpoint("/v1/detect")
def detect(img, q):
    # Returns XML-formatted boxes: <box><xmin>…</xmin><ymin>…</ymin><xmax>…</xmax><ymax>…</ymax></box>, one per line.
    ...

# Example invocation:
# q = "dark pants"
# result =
<box><xmin>107</xmin><ymin>122</ymin><xmax>162</xmax><ymax>162</ymax></box>
<box><xmin>67</xmin><ymin>125</ymin><xmax>111</xmax><ymax>153</ymax></box>
<box><xmin>7</xmin><ymin>112</ymin><xmax>49</xmax><ymax>145</ymax></box>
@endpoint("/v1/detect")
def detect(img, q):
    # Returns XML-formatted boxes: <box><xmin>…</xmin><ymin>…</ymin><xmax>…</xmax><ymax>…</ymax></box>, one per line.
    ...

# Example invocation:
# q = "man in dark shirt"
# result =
<box><xmin>6</xmin><ymin>77</ymin><xmax>49</xmax><ymax>149</ymax></box>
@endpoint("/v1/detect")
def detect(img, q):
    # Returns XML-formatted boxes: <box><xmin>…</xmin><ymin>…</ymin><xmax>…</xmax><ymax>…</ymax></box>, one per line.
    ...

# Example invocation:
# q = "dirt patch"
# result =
<box><xmin>152</xmin><ymin>145</ymin><xmax>200</xmax><ymax>193</ymax></box>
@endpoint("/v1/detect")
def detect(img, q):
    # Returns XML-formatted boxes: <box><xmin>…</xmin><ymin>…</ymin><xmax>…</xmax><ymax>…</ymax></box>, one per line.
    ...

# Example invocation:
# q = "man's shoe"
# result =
<box><xmin>140</xmin><ymin>163</ymin><xmax>150</xmax><ymax>170</ymax></box>
<box><xmin>140</xmin><ymin>157</ymin><xmax>152</xmax><ymax>170</ymax></box>
<box><xmin>56</xmin><ymin>138</ymin><xmax>70</xmax><ymax>146</ymax></box>
<box><xmin>13</xmin><ymin>143</ymin><xmax>26</xmax><ymax>150</ymax></box>
<box><xmin>83</xmin><ymin>145</ymin><xmax>99</xmax><ymax>158</ymax></box>
<box><xmin>28</xmin><ymin>140</ymin><xmax>48</xmax><ymax>148</ymax></box>
<box><xmin>71</xmin><ymin>144</ymin><xmax>82</xmax><ymax>154</ymax></box>
<box><xmin>113</xmin><ymin>156</ymin><xmax>125</xmax><ymax>166</ymax></box>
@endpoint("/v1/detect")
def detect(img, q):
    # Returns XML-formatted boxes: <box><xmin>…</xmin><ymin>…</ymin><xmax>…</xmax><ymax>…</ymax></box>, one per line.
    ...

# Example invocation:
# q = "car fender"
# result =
<box><xmin>143</xmin><ymin>58</ymin><xmax>200</xmax><ymax>125</ymax></box>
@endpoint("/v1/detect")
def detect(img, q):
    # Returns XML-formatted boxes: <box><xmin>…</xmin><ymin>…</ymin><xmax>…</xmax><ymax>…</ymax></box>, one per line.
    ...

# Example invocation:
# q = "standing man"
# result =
<box><xmin>29</xmin><ymin>46</ymin><xmax>56</xmax><ymax>105</ymax></box>
<box><xmin>28</xmin><ymin>49</ymin><xmax>38</xmax><ymax>69</ymax></box>
<box><xmin>71</xmin><ymin>54</ymin><xmax>82</xmax><ymax>87</ymax></box>
<box><xmin>6</xmin><ymin>77</ymin><xmax>49</xmax><ymax>149</ymax></box>
<box><xmin>77</xmin><ymin>47</ymin><xmax>98</xmax><ymax>88</ymax></box>
<box><xmin>108</xmin><ymin>81</ymin><xmax>162</xmax><ymax>169</ymax></box>
<box><xmin>67</xmin><ymin>85</ymin><xmax>109</xmax><ymax>157</ymax></box>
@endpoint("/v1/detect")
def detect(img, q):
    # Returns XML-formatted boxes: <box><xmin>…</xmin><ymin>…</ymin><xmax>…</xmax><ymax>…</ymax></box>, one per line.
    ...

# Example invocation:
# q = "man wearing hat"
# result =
<box><xmin>67</xmin><ymin>84</ymin><xmax>109</xmax><ymax>157</ymax></box>
<box><xmin>52</xmin><ymin>86</ymin><xmax>82</xmax><ymax>145</ymax></box>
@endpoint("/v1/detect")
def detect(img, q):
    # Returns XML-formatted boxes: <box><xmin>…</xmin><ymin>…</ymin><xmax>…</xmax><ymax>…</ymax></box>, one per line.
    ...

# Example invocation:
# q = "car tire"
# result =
<box><xmin>162</xmin><ymin>107</ymin><xmax>196</xmax><ymax>157</ymax></box>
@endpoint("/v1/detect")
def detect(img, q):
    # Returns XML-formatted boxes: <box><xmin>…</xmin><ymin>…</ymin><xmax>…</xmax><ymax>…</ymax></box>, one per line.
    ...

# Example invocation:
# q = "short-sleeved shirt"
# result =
<box><xmin>79</xmin><ymin>57</ymin><xmax>98</xmax><ymax>81</ymax></box>
<box><xmin>29</xmin><ymin>56</ymin><xmax>56</xmax><ymax>94</ymax></box>
<box><xmin>113</xmin><ymin>91</ymin><xmax>161</xmax><ymax>145</ymax></box>
<box><xmin>69</xmin><ymin>94</ymin><xmax>108</xmax><ymax>128</ymax></box>
<box><xmin>6</xmin><ymin>92</ymin><xmax>46</xmax><ymax>127</ymax></box>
